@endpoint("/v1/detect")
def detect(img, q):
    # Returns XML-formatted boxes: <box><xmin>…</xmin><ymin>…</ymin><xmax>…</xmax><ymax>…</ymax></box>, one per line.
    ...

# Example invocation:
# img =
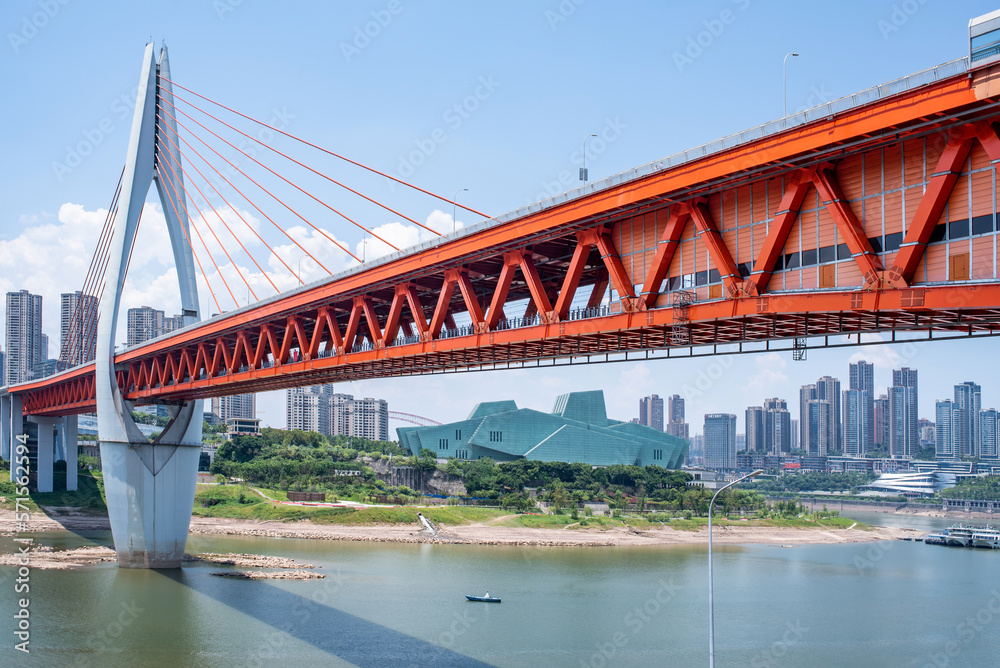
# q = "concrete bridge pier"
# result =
<box><xmin>27</xmin><ymin>416</ymin><xmax>59</xmax><ymax>493</ymax></box>
<box><xmin>7</xmin><ymin>395</ymin><xmax>22</xmax><ymax>482</ymax></box>
<box><xmin>1</xmin><ymin>394</ymin><xmax>10</xmax><ymax>461</ymax></box>
<box><xmin>62</xmin><ymin>416</ymin><xmax>78</xmax><ymax>492</ymax></box>
<box><xmin>100</xmin><ymin>401</ymin><xmax>203</xmax><ymax>568</ymax></box>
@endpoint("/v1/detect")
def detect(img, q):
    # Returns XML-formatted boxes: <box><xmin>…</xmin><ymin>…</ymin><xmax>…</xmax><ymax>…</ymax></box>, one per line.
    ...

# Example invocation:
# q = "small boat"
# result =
<box><xmin>466</xmin><ymin>594</ymin><xmax>501</xmax><ymax>603</ymax></box>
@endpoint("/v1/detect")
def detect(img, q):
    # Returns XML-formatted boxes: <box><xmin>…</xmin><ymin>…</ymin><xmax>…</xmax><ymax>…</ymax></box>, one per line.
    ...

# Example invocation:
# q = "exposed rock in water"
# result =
<box><xmin>210</xmin><ymin>569</ymin><xmax>325</xmax><ymax>580</ymax></box>
<box><xmin>0</xmin><ymin>545</ymin><xmax>116</xmax><ymax>569</ymax></box>
<box><xmin>186</xmin><ymin>552</ymin><xmax>316</xmax><ymax>569</ymax></box>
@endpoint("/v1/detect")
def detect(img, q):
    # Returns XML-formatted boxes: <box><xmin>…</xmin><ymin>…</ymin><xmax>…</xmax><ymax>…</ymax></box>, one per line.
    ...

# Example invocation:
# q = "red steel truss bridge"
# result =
<box><xmin>14</xmin><ymin>55</ymin><xmax>1000</xmax><ymax>418</ymax></box>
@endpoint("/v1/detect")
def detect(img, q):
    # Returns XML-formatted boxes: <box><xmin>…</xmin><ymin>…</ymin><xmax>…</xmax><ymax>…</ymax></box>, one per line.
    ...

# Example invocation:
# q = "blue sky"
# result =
<box><xmin>3</xmin><ymin>0</ymin><xmax>999</xmax><ymax>432</ymax></box>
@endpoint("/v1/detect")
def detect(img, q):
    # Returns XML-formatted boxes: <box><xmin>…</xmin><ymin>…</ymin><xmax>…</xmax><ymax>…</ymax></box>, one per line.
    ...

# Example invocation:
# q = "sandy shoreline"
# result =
<box><xmin>0</xmin><ymin>508</ymin><xmax>915</xmax><ymax>548</ymax></box>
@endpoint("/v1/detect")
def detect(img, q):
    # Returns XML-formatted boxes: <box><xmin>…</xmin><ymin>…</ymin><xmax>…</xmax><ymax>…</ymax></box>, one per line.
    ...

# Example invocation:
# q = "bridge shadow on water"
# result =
<box><xmin>158</xmin><ymin>568</ymin><xmax>495</xmax><ymax>667</ymax></box>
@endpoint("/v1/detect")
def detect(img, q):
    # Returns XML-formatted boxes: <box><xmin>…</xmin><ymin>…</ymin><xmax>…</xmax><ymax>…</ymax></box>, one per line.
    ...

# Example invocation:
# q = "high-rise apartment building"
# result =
<box><xmin>638</xmin><ymin>394</ymin><xmax>664</xmax><ymax>432</ymax></box>
<box><xmin>349</xmin><ymin>397</ymin><xmax>390</xmax><ymax>441</ymax></box>
<box><xmin>287</xmin><ymin>385</ymin><xmax>328</xmax><ymax>433</ymax></box>
<box><xmin>330</xmin><ymin>393</ymin><xmax>353</xmax><ymax>436</ymax></box>
<box><xmin>59</xmin><ymin>291</ymin><xmax>98</xmax><ymax>367</ymax></box>
<box><xmin>127</xmin><ymin>306</ymin><xmax>188</xmax><ymax>347</ymax></box>
<box><xmin>874</xmin><ymin>394</ymin><xmax>890</xmax><ymax>448</ymax></box>
<box><xmin>211</xmin><ymin>394</ymin><xmax>256</xmax><ymax>422</ymax></box>
<box><xmin>888</xmin><ymin>367</ymin><xmax>919</xmax><ymax>458</ymax></box>
<box><xmin>843</xmin><ymin>361</ymin><xmax>875</xmax><ymax>456</ymax></box>
<box><xmin>286</xmin><ymin>385</ymin><xmax>388</xmax><ymax>440</ymax></box>
<box><xmin>816</xmin><ymin>376</ymin><xmax>841</xmax><ymax>452</ymax></box>
<box><xmin>666</xmin><ymin>394</ymin><xmax>689</xmax><ymax>440</ymax></box>
<box><xmin>704</xmin><ymin>413</ymin><xmax>737</xmax><ymax>470</ymax></box>
<box><xmin>5</xmin><ymin>290</ymin><xmax>43</xmax><ymax>386</ymax></box>
<box><xmin>127</xmin><ymin>306</ymin><xmax>164</xmax><ymax>347</ymax></box>
<box><xmin>746</xmin><ymin>398</ymin><xmax>790</xmax><ymax>455</ymax></box>
<box><xmin>954</xmin><ymin>382</ymin><xmax>982</xmax><ymax>457</ymax></box>
<box><xmin>935</xmin><ymin>399</ymin><xmax>957</xmax><ymax>459</ymax></box>
<box><xmin>801</xmin><ymin>377</ymin><xmax>839</xmax><ymax>456</ymax></box>
<box><xmin>745</xmin><ymin>406</ymin><xmax>765</xmax><ymax>453</ymax></box>
<box><xmin>980</xmin><ymin>408</ymin><xmax>999</xmax><ymax>461</ymax></box>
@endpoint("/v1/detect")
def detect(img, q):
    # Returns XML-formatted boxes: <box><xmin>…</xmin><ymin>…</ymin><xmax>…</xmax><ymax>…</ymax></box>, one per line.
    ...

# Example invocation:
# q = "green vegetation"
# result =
<box><xmin>0</xmin><ymin>464</ymin><xmax>107</xmax><ymax>513</ymax></box>
<box><xmin>745</xmin><ymin>471</ymin><xmax>878</xmax><ymax>495</ymax></box>
<box><xmin>191</xmin><ymin>484</ymin><xmax>504</xmax><ymax>524</ymax></box>
<box><xmin>941</xmin><ymin>476</ymin><xmax>1000</xmax><ymax>500</ymax></box>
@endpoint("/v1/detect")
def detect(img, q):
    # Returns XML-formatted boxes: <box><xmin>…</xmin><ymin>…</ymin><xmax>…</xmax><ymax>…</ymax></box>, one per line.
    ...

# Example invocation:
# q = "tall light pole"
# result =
<box><xmin>783</xmin><ymin>52</ymin><xmax>799</xmax><ymax>117</ymax></box>
<box><xmin>580</xmin><ymin>133</ymin><xmax>597</xmax><ymax>185</ymax></box>
<box><xmin>296</xmin><ymin>255</ymin><xmax>308</xmax><ymax>286</ymax></box>
<box><xmin>708</xmin><ymin>468</ymin><xmax>765</xmax><ymax>668</ymax></box>
<box><xmin>453</xmin><ymin>188</ymin><xmax>468</xmax><ymax>232</ymax></box>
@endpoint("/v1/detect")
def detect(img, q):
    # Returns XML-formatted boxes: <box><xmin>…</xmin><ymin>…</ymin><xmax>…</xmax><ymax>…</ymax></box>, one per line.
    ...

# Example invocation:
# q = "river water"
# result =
<box><xmin>0</xmin><ymin>512</ymin><xmax>995</xmax><ymax>667</ymax></box>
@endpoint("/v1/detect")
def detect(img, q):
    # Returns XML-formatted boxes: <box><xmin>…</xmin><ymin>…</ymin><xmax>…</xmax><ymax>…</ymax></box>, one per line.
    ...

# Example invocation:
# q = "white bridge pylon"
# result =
<box><xmin>96</xmin><ymin>42</ymin><xmax>203</xmax><ymax>568</ymax></box>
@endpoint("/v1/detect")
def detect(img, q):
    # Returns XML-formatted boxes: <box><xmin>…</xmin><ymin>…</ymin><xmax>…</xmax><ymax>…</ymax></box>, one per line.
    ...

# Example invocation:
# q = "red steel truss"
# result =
<box><xmin>15</xmin><ymin>63</ymin><xmax>1000</xmax><ymax>417</ymax></box>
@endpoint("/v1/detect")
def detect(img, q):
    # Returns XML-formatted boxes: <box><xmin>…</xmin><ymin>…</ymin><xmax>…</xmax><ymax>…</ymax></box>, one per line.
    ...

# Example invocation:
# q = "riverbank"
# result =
<box><xmin>0</xmin><ymin>508</ymin><xmax>912</xmax><ymax>547</ymax></box>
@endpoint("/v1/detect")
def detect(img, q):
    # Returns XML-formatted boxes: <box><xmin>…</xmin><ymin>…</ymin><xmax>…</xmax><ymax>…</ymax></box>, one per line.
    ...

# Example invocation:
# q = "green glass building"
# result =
<box><xmin>397</xmin><ymin>390</ymin><xmax>688</xmax><ymax>468</ymax></box>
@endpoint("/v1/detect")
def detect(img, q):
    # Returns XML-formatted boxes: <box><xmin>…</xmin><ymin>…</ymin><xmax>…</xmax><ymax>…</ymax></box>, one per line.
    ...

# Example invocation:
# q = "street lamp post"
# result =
<box><xmin>453</xmin><ymin>188</ymin><xmax>468</xmax><ymax>232</ymax></box>
<box><xmin>783</xmin><ymin>52</ymin><xmax>799</xmax><ymax>117</ymax></box>
<box><xmin>580</xmin><ymin>133</ymin><xmax>597</xmax><ymax>184</ymax></box>
<box><xmin>297</xmin><ymin>255</ymin><xmax>311</xmax><ymax>285</ymax></box>
<box><xmin>708</xmin><ymin>468</ymin><xmax>765</xmax><ymax>668</ymax></box>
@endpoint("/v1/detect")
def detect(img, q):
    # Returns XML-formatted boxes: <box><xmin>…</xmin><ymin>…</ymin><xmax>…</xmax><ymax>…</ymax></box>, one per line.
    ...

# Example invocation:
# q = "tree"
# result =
<box><xmin>215</xmin><ymin>435</ymin><xmax>268</xmax><ymax>463</ymax></box>
<box><xmin>550</xmin><ymin>481</ymin><xmax>569</xmax><ymax>514</ymax></box>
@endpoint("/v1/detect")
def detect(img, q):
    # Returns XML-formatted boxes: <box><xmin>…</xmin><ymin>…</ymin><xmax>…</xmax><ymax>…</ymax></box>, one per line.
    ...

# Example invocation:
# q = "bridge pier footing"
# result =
<box><xmin>63</xmin><ymin>416</ymin><xmax>78</xmax><ymax>492</ymax></box>
<box><xmin>100</xmin><ymin>440</ymin><xmax>201</xmax><ymax>568</ymax></box>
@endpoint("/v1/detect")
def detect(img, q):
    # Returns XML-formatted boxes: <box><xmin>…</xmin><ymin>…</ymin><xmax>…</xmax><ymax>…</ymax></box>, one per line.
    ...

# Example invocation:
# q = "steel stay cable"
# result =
<box><xmin>159</xmin><ymin>98</ymin><xmax>392</xmax><ymax>254</ymax></box>
<box><xmin>159</xmin><ymin>76</ymin><xmax>491</xmax><ymax>219</ymax></box>
<box><xmin>157</xmin><ymin>83</ymin><xmax>439</xmax><ymax>236</ymax></box>
<box><xmin>157</xmin><ymin>157</ymin><xmax>238</xmax><ymax>309</ymax></box>
<box><xmin>154</xmin><ymin>114</ymin><xmax>280</xmax><ymax>294</ymax></box>
<box><xmin>68</xmin><ymin>170</ymin><xmax>123</xmax><ymax>366</ymax></box>
<box><xmin>157</xmin><ymin>136</ymin><xmax>259</xmax><ymax>303</ymax></box>
<box><xmin>157</xmin><ymin>110</ymin><xmax>328</xmax><ymax>282</ymax></box>
<box><xmin>155</xmin><ymin>159</ymin><xmax>224</xmax><ymax>314</ymax></box>
<box><xmin>158</xmin><ymin>103</ymin><xmax>359</xmax><ymax>264</ymax></box>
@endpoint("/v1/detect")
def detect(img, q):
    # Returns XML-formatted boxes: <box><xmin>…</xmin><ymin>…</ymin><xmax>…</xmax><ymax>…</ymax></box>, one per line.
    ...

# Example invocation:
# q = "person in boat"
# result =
<box><xmin>485</xmin><ymin>591</ymin><xmax>490</xmax><ymax>598</ymax></box>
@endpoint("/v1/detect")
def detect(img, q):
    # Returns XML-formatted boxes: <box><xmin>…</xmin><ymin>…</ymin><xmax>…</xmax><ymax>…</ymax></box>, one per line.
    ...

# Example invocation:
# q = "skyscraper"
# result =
<box><xmin>745</xmin><ymin>406</ymin><xmax>765</xmax><ymax>453</ymax></box>
<box><xmin>5</xmin><ymin>290</ymin><xmax>43</xmax><ymax>386</ymax></box>
<box><xmin>704</xmin><ymin>413</ymin><xmax>737</xmax><ymax>470</ymax></box>
<box><xmin>954</xmin><ymin>382</ymin><xmax>982</xmax><ymax>457</ymax></box>
<box><xmin>126</xmin><ymin>306</ymin><xmax>188</xmax><ymax>347</ymax></box>
<box><xmin>801</xmin><ymin>378</ymin><xmax>839</xmax><ymax>456</ymax></box>
<box><xmin>286</xmin><ymin>385</ymin><xmax>388</xmax><ymax>440</ymax></box>
<box><xmin>59</xmin><ymin>291</ymin><xmax>98</xmax><ymax>367</ymax></box>
<box><xmin>287</xmin><ymin>385</ymin><xmax>330</xmax><ymax>433</ymax></box>
<box><xmin>638</xmin><ymin>394</ymin><xmax>664</xmax><ymax>432</ymax></box>
<box><xmin>666</xmin><ymin>394</ymin><xmax>689</xmax><ymax>440</ymax></box>
<box><xmin>874</xmin><ymin>394</ymin><xmax>890</xmax><ymax>448</ymax></box>
<box><xmin>889</xmin><ymin>368</ymin><xmax>919</xmax><ymax>458</ymax></box>
<box><xmin>349</xmin><ymin>397</ymin><xmax>390</xmax><ymax>441</ymax></box>
<box><xmin>980</xmin><ymin>408</ymin><xmax>999</xmax><ymax>461</ymax></box>
<box><xmin>843</xmin><ymin>389</ymin><xmax>866</xmax><ymax>457</ymax></box>
<box><xmin>127</xmin><ymin>306</ymin><xmax>165</xmax><ymax>347</ymax></box>
<box><xmin>211</xmin><ymin>394</ymin><xmax>256</xmax><ymax>422</ymax></box>
<box><xmin>746</xmin><ymin>398</ymin><xmax>790</xmax><ymax>455</ymax></box>
<box><xmin>844</xmin><ymin>361</ymin><xmax>875</xmax><ymax>455</ymax></box>
<box><xmin>816</xmin><ymin>376</ymin><xmax>841</xmax><ymax>453</ymax></box>
<box><xmin>935</xmin><ymin>399</ymin><xmax>956</xmax><ymax>459</ymax></box>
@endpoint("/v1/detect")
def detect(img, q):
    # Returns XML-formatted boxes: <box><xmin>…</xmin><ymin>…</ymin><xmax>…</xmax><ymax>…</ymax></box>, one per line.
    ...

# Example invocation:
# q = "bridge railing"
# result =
<box><xmin>498</xmin><ymin>58</ymin><xmax>969</xmax><ymax>224</ymax></box>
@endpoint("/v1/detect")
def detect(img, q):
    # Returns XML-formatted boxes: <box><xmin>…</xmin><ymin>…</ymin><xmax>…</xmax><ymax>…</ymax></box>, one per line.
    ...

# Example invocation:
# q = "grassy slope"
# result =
<box><xmin>0</xmin><ymin>475</ymin><xmax>870</xmax><ymax>532</ymax></box>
